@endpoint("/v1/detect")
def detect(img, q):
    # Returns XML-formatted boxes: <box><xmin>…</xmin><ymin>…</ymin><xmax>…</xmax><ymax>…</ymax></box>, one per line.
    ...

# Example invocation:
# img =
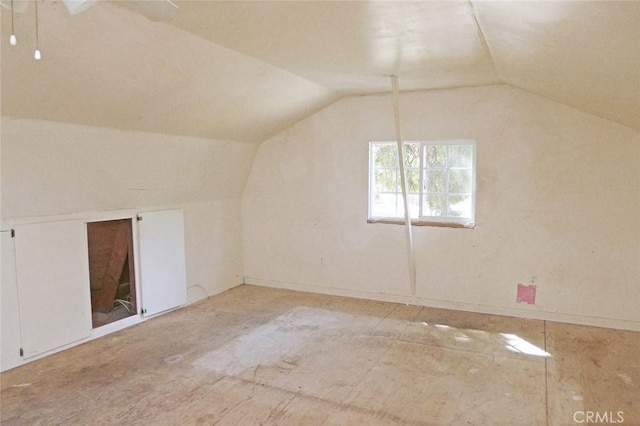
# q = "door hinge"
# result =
<box><xmin>11</xmin><ymin>229</ymin><xmax>15</xmax><ymax>238</ymax></box>
<box><xmin>19</xmin><ymin>347</ymin><xmax>24</xmax><ymax>357</ymax></box>
<box><xmin>136</xmin><ymin>215</ymin><xmax>143</xmax><ymax>222</ymax></box>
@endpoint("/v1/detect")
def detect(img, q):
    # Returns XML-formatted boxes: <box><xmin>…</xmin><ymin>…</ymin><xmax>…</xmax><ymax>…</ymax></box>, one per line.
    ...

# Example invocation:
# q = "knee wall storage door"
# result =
<box><xmin>9</xmin><ymin>209</ymin><xmax>187</xmax><ymax>361</ymax></box>
<box><xmin>138</xmin><ymin>209</ymin><xmax>187</xmax><ymax>317</ymax></box>
<box><xmin>13</xmin><ymin>220</ymin><xmax>92</xmax><ymax>358</ymax></box>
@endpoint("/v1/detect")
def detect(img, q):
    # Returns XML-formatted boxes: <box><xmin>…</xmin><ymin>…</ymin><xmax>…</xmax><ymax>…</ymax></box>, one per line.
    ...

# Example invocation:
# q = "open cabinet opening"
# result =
<box><xmin>87</xmin><ymin>219</ymin><xmax>136</xmax><ymax>328</ymax></box>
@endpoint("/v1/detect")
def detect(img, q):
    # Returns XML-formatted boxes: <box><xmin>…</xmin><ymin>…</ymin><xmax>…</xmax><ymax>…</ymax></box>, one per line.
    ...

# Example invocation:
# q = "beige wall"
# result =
<box><xmin>243</xmin><ymin>85</ymin><xmax>640</xmax><ymax>330</ymax></box>
<box><xmin>2</xmin><ymin>117</ymin><xmax>257</xmax><ymax>297</ymax></box>
<box><xmin>1</xmin><ymin>118</ymin><xmax>256</xmax><ymax>370</ymax></box>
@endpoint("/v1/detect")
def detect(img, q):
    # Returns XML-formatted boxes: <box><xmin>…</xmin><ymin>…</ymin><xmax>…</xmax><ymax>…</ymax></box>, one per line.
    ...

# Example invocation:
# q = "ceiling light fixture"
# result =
<box><xmin>34</xmin><ymin>0</ymin><xmax>41</xmax><ymax>60</ymax></box>
<box><xmin>60</xmin><ymin>0</ymin><xmax>178</xmax><ymax>21</ymax></box>
<box><xmin>9</xmin><ymin>0</ymin><xmax>17</xmax><ymax>45</ymax></box>
<box><xmin>61</xmin><ymin>0</ymin><xmax>94</xmax><ymax>16</ymax></box>
<box><xmin>3</xmin><ymin>0</ymin><xmax>178</xmax><ymax>57</ymax></box>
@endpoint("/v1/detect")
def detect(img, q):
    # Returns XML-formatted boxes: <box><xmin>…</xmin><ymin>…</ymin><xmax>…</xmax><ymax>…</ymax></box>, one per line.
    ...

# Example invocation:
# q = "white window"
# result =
<box><xmin>368</xmin><ymin>140</ymin><xmax>476</xmax><ymax>227</ymax></box>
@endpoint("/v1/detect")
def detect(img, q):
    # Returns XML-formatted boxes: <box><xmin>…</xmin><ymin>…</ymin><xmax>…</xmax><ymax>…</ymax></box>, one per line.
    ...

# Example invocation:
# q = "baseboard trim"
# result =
<box><xmin>244</xmin><ymin>277</ymin><xmax>640</xmax><ymax>332</ymax></box>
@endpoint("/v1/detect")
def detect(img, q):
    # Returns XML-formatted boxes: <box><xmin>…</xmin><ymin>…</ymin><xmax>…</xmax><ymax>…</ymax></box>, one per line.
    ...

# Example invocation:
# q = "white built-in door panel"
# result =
<box><xmin>138</xmin><ymin>210</ymin><xmax>187</xmax><ymax>316</ymax></box>
<box><xmin>13</xmin><ymin>220</ymin><xmax>92</xmax><ymax>358</ymax></box>
<box><xmin>2</xmin><ymin>230</ymin><xmax>21</xmax><ymax>370</ymax></box>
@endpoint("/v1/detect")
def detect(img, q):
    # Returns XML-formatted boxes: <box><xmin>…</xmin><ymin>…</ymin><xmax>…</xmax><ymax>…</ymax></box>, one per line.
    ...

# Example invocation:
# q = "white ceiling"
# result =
<box><xmin>2</xmin><ymin>1</ymin><xmax>638</xmax><ymax>143</ymax></box>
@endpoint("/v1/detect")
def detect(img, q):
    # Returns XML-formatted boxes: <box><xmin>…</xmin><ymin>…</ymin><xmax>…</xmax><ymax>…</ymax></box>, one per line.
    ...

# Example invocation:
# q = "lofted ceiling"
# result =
<box><xmin>1</xmin><ymin>1</ymin><xmax>639</xmax><ymax>143</ymax></box>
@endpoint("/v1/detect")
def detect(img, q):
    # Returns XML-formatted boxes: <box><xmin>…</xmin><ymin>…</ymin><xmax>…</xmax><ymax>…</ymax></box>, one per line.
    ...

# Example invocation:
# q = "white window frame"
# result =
<box><xmin>368</xmin><ymin>139</ymin><xmax>476</xmax><ymax>228</ymax></box>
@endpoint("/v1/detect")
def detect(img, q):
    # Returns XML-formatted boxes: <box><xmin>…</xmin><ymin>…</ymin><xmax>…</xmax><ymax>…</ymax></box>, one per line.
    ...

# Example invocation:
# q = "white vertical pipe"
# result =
<box><xmin>391</xmin><ymin>76</ymin><xmax>417</xmax><ymax>295</ymax></box>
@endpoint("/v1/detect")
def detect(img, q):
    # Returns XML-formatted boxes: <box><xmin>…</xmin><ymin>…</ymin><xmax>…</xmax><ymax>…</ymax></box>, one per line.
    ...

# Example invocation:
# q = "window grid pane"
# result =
<box><xmin>371</xmin><ymin>141</ymin><xmax>474</xmax><ymax>223</ymax></box>
<box><xmin>370</xmin><ymin>142</ymin><xmax>420</xmax><ymax>219</ymax></box>
<box><xmin>421</xmin><ymin>142</ymin><xmax>474</xmax><ymax>221</ymax></box>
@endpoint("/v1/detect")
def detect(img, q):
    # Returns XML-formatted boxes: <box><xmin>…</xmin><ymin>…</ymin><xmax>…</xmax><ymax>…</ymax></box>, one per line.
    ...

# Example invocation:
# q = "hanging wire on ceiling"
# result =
<box><xmin>34</xmin><ymin>0</ymin><xmax>42</xmax><ymax>60</ymax></box>
<box><xmin>9</xmin><ymin>0</ymin><xmax>17</xmax><ymax>45</ymax></box>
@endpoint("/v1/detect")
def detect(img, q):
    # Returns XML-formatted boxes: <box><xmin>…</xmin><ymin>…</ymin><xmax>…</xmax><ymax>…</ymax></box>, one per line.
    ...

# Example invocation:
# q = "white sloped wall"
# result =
<box><xmin>1</xmin><ymin>118</ymin><xmax>257</xmax><ymax>370</ymax></box>
<box><xmin>243</xmin><ymin>85</ymin><xmax>640</xmax><ymax>331</ymax></box>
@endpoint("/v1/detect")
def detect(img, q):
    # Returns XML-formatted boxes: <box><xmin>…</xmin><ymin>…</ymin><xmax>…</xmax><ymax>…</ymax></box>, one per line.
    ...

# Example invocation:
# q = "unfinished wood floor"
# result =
<box><xmin>2</xmin><ymin>285</ymin><xmax>638</xmax><ymax>425</ymax></box>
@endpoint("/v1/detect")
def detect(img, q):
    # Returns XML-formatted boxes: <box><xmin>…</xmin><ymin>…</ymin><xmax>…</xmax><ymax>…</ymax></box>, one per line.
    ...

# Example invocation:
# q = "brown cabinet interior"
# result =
<box><xmin>87</xmin><ymin>219</ymin><xmax>136</xmax><ymax>328</ymax></box>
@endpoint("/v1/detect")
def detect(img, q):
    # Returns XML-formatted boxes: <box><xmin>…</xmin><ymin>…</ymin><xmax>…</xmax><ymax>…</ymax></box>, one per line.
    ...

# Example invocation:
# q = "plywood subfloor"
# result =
<box><xmin>1</xmin><ymin>285</ymin><xmax>638</xmax><ymax>425</ymax></box>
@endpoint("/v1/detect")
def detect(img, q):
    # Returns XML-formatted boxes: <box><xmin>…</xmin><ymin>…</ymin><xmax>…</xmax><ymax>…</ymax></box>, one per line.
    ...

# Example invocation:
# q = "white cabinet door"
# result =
<box><xmin>2</xmin><ymin>230</ymin><xmax>21</xmax><ymax>370</ymax></box>
<box><xmin>13</xmin><ymin>220</ymin><xmax>92</xmax><ymax>358</ymax></box>
<box><xmin>138</xmin><ymin>210</ymin><xmax>187</xmax><ymax>316</ymax></box>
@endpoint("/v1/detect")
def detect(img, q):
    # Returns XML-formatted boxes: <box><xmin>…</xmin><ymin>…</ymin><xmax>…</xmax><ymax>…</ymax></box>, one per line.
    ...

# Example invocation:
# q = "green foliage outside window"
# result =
<box><xmin>370</xmin><ymin>141</ymin><xmax>475</xmax><ymax>222</ymax></box>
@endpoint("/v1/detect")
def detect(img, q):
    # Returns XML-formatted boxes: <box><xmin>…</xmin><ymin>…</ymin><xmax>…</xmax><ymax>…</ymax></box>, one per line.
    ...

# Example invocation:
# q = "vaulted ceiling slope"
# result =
<box><xmin>2</xmin><ymin>1</ymin><xmax>638</xmax><ymax>144</ymax></box>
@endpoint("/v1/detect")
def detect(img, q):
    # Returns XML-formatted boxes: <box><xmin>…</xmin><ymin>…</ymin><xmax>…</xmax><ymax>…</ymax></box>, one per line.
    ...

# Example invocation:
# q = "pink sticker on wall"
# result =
<box><xmin>516</xmin><ymin>283</ymin><xmax>536</xmax><ymax>304</ymax></box>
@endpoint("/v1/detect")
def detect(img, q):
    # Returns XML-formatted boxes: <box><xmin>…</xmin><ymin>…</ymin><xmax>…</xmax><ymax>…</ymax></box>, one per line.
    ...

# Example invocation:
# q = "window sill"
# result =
<box><xmin>367</xmin><ymin>218</ymin><xmax>475</xmax><ymax>229</ymax></box>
